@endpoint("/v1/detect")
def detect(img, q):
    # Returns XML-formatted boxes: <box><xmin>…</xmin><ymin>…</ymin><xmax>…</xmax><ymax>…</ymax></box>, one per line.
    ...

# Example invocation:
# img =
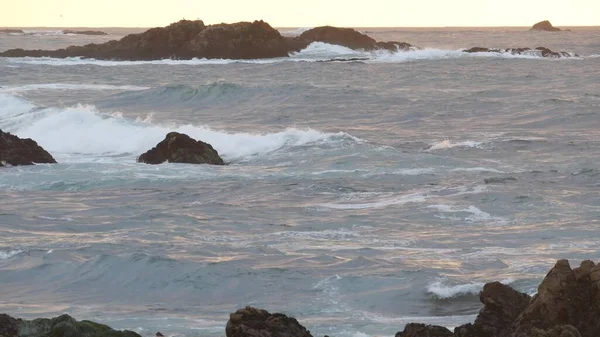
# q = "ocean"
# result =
<box><xmin>0</xmin><ymin>26</ymin><xmax>599</xmax><ymax>337</ymax></box>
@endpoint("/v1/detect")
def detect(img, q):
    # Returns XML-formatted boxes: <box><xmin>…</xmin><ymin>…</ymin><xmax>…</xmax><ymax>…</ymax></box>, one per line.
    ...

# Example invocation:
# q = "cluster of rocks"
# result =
<box><xmin>0</xmin><ymin>130</ymin><xmax>225</xmax><ymax>168</ymax></box>
<box><xmin>0</xmin><ymin>19</ymin><xmax>571</xmax><ymax>61</ymax></box>
<box><xmin>62</xmin><ymin>30</ymin><xmax>108</xmax><ymax>36</ymax></box>
<box><xmin>464</xmin><ymin>46</ymin><xmax>573</xmax><ymax>58</ymax></box>
<box><xmin>1</xmin><ymin>260</ymin><xmax>598</xmax><ymax>337</ymax></box>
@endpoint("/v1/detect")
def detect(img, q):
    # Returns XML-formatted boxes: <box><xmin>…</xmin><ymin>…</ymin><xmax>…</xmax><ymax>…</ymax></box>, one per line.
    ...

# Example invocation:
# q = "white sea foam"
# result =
<box><xmin>0</xmin><ymin>249</ymin><xmax>23</xmax><ymax>260</ymax></box>
<box><xmin>0</xmin><ymin>83</ymin><xmax>149</xmax><ymax>92</ymax></box>
<box><xmin>427</xmin><ymin>278</ymin><xmax>514</xmax><ymax>299</ymax></box>
<box><xmin>318</xmin><ymin>192</ymin><xmax>428</xmax><ymax>210</ymax></box>
<box><xmin>278</xmin><ymin>27</ymin><xmax>312</xmax><ymax>37</ymax></box>
<box><xmin>428</xmin><ymin>204</ymin><xmax>509</xmax><ymax>225</ymax></box>
<box><xmin>428</xmin><ymin>139</ymin><xmax>484</xmax><ymax>150</ymax></box>
<box><xmin>0</xmin><ymin>94</ymin><xmax>360</xmax><ymax>162</ymax></box>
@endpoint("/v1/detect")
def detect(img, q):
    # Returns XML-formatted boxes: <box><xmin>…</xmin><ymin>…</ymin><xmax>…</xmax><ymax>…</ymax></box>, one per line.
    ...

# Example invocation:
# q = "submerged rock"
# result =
<box><xmin>62</xmin><ymin>30</ymin><xmax>109</xmax><ymax>36</ymax></box>
<box><xmin>0</xmin><ymin>314</ymin><xmax>140</xmax><ymax>337</ymax></box>
<box><xmin>463</xmin><ymin>46</ymin><xmax>573</xmax><ymax>58</ymax></box>
<box><xmin>532</xmin><ymin>20</ymin><xmax>561</xmax><ymax>32</ymax></box>
<box><xmin>0</xmin><ymin>129</ymin><xmax>56</xmax><ymax>167</ymax></box>
<box><xmin>226</xmin><ymin>306</ymin><xmax>313</xmax><ymax>337</ymax></box>
<box><xmin>137</xmin><ymin>132</ymin><xmax>225</xmax><ymax>165</ymax></box>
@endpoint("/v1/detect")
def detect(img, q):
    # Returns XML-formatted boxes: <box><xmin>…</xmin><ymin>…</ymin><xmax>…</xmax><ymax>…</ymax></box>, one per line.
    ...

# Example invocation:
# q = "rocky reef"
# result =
<box><xmin>463</xmin><ymin>46</ymin><xmax>573</xmax><ymax>58</ymax></box>
<box><xmin>531</xmin><ymin>20</ymin><xmax>561</xmax><ymax>32</ymax></box>
<box><xmin>137</xmin><ymin>132</ymin><xmax>225</xmax><ymax>165</ymax></box>
<box><xmin>0</xmin><ymin>314</ymin><xmax>140</xmax><ymax>337</ymax></box>
<box><xmin>62</xmin><ymin>30</ymin><xmax>108</xmax><ymax>35</ymax></box>
<box><xmin>0</xmin><ymin>20</ymin><xmax>413</xmax><ymax>60</ymax></box>
<box><xmin>0</xmin><ymin>29</ymin><xmax>24</xmax><ymax>34</ymax></box>
<box><xmin>0</xmin><ymin>130</ymin><xmax>56</xmax><ymax>167</ymax></box>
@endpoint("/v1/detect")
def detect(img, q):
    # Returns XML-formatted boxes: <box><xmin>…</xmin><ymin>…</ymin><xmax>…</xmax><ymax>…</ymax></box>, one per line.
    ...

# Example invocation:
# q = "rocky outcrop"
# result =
<box><xmin>0</xmin><ymin>20</ymin><xmax>291</xmax><ymax>60</ymax></box>
<box><xmin>226</xmin><ymin>306</ymin><xmax>313</xmax><ymax>337</ymax></box>
<box><xmin>0</xmin><ymin>29</ymin><xmax>24</xmax><ymax>34</ymax></box>
<box><xmin>512</xmin><ymin>260</ymin><xmax>600</xmax><ymax>337</ymax></box>
<box><xmin>396</xmin><ymin>324</ymin><xmax>453</xmax><ymax>337</ymax></box>
<box><xmin>0</xmin><ymin>314</ymin><xmax>19</xmax><ymax>337</ymax></box>
<box><xmin>288</xmin><ymin>26</ymin><xmax>415</xmax><ymax>52</ymax></box>
<box><xmin>400</xmin><ymin>259</ymin><xmax>600</xmax><ymax>337</ymax></box>
<box><xmin>62</xmin><ymin>30</ymin><xmax>108</xmax><ymax>36</ymax></box>
<box><xmin>532</xmin><ymin>20</ymin><xmax>561</xmax><ymax>32</ymax></box>
<box><xmin>137</xmin><ymin>132</ymin><xmax>225</xmax><ymax>165</ymax></box>
<box><xmin>0</xmin><ymin>314</ymin><xmax>140</xmax><ymax>337</ymax></box>
<box><xmin>463</xmin><ymin>46</ymin><xmax>573</xmax><ymax>58</ymax></box>
<box><xmin>0</xmin><ymin>130</ymin><xmax>56</xmax><ymax>167</ymax></box>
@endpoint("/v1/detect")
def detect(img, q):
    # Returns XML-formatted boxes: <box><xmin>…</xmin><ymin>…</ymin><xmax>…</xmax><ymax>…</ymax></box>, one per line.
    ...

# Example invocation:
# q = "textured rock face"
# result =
<box><xmin>463</xmin><ymin>46</ymin><xmax>572</xmax><ymax>58</ymax></box>
<box><xmin>0</xmin><ymin>130</ymin><xmax>56</xmax><ymax>167</ymax></box>
<box><xmin>512</xmin><ymin>260</ymin><xmax>600</xmax><ymax>337</ymax></box>
<box><xmin>137</xmin><ymin>132</ymin><xmax>225</xmax><ymax>165</ymax></box>
<box><xmin>0</xmin><ymin>314</ymin><xmax>19</xmax><ymax>337</ymax></box>
<box><xmin>226</xmin><ymin>306</ymin><xmax>313</xmax><ymax>337</ymax></box>
<box><xmin>290</xmin><ymin>26</ymin><xmax>415</xmax><ymax>52</ymax></box>
<box><xmin>396</xmin><ymin>323</ymin><xmax>454</xmax><ymax>337</ymax></box>
<box><xmin>187</xmin><ymin>20</ymin><xmax>292</xmax><ymax>59</ymax></box>
<box><xmin>532</xmin><ymin>20</ymin><xmax>561</xmax><ymax>31</ymax></box>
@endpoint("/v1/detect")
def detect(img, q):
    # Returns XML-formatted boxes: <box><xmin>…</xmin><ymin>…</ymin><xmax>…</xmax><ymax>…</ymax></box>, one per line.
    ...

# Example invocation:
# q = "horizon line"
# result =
<box><xmin>2</xmin><ymin>24</ymin><xmax>600</xmax><ymax>29</ymax></box>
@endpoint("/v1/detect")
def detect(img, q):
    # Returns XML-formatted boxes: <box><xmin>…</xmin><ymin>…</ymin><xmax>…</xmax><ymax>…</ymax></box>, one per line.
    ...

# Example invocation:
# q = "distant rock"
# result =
<box><xmin>137</xmin><ymin>132</ymin><xmax>225</xmax><ymax>165</ymax></box>
<box><xmin>0</xmin><ymin>20</ymin><xmax>292</xmax><ymax>60</ymax></box>
<box><xmin>62</xmin><ymin>30</ymin><xmax>109</xmax><ymax>35</ymax></box>
<box><xmin>0</xmin><ymin>29</ymin><xmax>24</xmax><ymax>34</ymax></box>
<box><xmin>0</xmin><ymin>130</ymin><xmax>56</xmax><ymax>167</ymax></box>
<box><xmin>532</xmin><ymin>20</ymin><xmax>561</xmax><ymax>32</ymax></box>
<box><xmin>226</xmin><ymin>306</ymin><xmax>313</xmax><ymax>337</ymax></box>
<box><xmin>463</xmin><ymin>46</ymin><xmax>573</xmax><ymax>58</ymax></box>
<box><xmin>288</xmin><ymin>26</ymin><xmax>415</xmax><ymax>52</ymax></box>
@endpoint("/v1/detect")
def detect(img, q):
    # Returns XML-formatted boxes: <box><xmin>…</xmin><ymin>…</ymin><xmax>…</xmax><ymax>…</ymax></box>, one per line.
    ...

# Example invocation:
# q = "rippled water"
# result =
<box><xmin>1</xmin><ymin>27</ymin><xmax>599</xmax><ymax>337</ymax></box>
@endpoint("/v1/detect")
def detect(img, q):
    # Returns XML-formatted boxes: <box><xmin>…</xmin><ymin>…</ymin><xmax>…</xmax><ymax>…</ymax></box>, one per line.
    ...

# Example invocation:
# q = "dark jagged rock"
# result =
<box><xmin>396</xmin><ymin>324</ymin><xmax>454</xmax><ymax>337</ymax></box>
<box><xmin>454</xmin><ymin>282</ymin><xmax>531</xmax><ymax>337</ymax></box>
<box><xmin>463</xmin><ymin>46</ymin><xmax>573</xmax><ymax>58</ymax></box>
<box><xmin>290</xmin><ymin>26</ymin><xmax>415</xmax><ymax>52</ymax></box>
<box><xmin>0</xmin><ymin>29</ymin><xmax>24</xmax><ymax>34</ymax></box>
<box><xmin>137</xmin><ymin>132</ymin><xmax>225</xmax><ymax>165</ymax></box>
<box><xmin>0</xmin><ymin>314</ymin><xmax>140</xmax><ymax>337</ymax></box>
<box><xmin>532</xmin><ymin>20</ymin><xmax>561</xmax><ymax>32</ymax></box>
<box><xmin>512</xmin><ymin>260</ymin><xmax>600</xmax><ymax>337</ymax></box>
<box><xmin>62</xmin><ymin>30</ymin><xmax>109</xmax><ymax>36</ymax></box>
<box><xmin>186</xmin><ymin>21</ymin><xmax>292</xmax><ymax>59</ymax></box>
<box><xmin>0</xmin><ymin>130</ymin><xmax>56</xmax><ymax>167</ymax></box>
<box><xmin>225</xmin><ymin>306</ymin><xmax>313</xmax><ymax>337</ymax></box>
<box><xmin>0</xmin><ymin>20</ymin><xmax>291</xmax><ymax>60</ymax></box>
<box><xmin>0</xmin><ymin>314</ymin><xmax>19</xmax><ymax>337</ymax></box>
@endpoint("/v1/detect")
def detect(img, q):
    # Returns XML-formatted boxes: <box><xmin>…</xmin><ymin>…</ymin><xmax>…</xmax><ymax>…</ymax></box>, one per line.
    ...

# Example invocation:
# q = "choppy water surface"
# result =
<box><xmin>1</xmin><ymin>27</ymin><xmax>599</xmax><ymax>337</ymax></box>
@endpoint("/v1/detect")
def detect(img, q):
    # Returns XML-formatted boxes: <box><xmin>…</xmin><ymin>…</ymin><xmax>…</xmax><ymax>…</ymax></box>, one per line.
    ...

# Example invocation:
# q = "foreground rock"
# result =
<box><xmin>0</xmin><ymin>29</ymin><xmax>24</xmax><ymax>34</ymax></box>
<box><xmin>288</xmin><ymin>26</ymin><xmax>415</xmax><ymax>52</ymax></box>
<box><xmin>62</xmin><ymin>30</ymin><xmax>108</xmax><ymax>35</ymax></box>
<box><xmin>398</xmin><ymin>259</ymin><xmax>600</xmax><ymax>337</ymax></box>
<box><xmin>463</xmin><ymin>46</ymin><xmax>573</xmax><ymax>58</ymax></box>
<box><xmin>0</xmin><ymin>20</ymin><xmax>293</xmax><ymax>60</ymax></box>
<box><xmin>0</xmin><ymin>313</ymin><xmax>140</xmax><ymax>337</ymax></box>
<box><xmin>137</xmin><ymin>132</ymin><xmax>225</xmax><ymax>165</ymax></box>
<box><xmin>226</xmin><ymin>306</ymin><xmax>313</xmax><ymax>337</ymax></box>
<box><xmin>532</xmin><ymin>20</ymin><xmax>561</xmax><ymax>32</ymax></box>
<box><xmin>0</xmin><ymin>130</ymin><xmax>56</xmax><ymax>167</ymax></box>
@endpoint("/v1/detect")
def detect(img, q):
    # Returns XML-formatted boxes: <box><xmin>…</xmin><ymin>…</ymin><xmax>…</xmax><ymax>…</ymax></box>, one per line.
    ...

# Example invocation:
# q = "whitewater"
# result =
<box><xmin>1</xmin><ymin>26</ymin><xmax>599</xmax><ymax>337</ymax></box>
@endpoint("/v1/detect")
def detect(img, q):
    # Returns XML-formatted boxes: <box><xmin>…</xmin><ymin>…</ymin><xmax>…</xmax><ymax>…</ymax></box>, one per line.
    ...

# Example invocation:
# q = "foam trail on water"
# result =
<box><xmin>428</xmin><ymin>140</ymin><xmax>484</xmax><ymax>150</ymax></box>
<box><xmin>0</xmin><ymin>250</ymin><xmax>23</xmax><ymax>260</ymax></box>
<box><xmin>427</xmin><ymin>278</ymin><xmax>514</xmax><ymax>299</ymax></box>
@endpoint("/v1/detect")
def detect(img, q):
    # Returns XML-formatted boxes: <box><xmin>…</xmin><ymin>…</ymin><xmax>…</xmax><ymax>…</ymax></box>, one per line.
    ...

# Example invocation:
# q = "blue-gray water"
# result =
<box><xmin>1</xmin><ymin>27</ymin><xmax>599</xmax><ymax>337</ymax></box>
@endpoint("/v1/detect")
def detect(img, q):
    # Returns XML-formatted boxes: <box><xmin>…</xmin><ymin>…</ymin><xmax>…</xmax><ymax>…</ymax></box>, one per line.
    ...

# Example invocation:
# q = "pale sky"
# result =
<box><xmin>3</xmin><ymin>0</ymin><xmax>599</xmax><ymax>27</ymax></box>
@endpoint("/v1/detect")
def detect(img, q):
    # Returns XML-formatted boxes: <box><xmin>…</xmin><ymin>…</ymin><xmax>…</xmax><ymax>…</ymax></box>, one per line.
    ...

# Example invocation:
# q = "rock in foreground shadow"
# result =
<box><xmin>0</xmin><ymin>314</ymin><xmax>140</xmax><ymax>337</ymax></box>
<box><xmin>0</xmin><ymin>130</ymin><xmax>56</xmax><ymax>167</ymax></box>
<box><xmin>137</xmin><ymin>132</ymin><xmax>225</xmax><ymax>165</ymax></box>
<box><xmin>397</xmin><ymin>259</ymin><xmax>600</xmax><ymax>337</ymax></box>
<box><xmin>226</xmin><ymin>306</ymin><xmax>313</xmax><ymax>337</ymax></box>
